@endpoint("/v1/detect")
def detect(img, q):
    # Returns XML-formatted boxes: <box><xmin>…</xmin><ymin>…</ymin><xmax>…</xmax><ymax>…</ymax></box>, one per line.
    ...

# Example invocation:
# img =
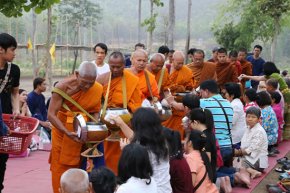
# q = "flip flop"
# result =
<box><xmin>275</xmin><ymin>167</ymin><xmax>286</xmax><ymax>173</ymax></box>
<box><xmin>277</xmin><ymin>157</ymin><xmax>289</xmax><ymax>164</ymax></box>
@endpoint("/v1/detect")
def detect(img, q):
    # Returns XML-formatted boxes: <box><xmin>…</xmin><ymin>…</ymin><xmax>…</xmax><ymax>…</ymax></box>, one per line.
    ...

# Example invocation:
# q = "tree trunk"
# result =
<box><xmin>72</xmin><ymin>21</ymin><xmax>80</xmax><ymax>74</ymax></box>
<box><xmin>185</xmin><ymin>0</ymin><xmax>192</xmax><ymax>64</ymax></box>
<box><xmin>45</xmin><ymin>8</ymin><xmax>53</xmax><ymax>91</ymax></box>
<box><xmin>138</xmin><ymin>0</ymin><xmax>142</xmax><ymax>43</ymax></box>
<box><xmin>32</xmin><ymin>10</ymin><xmax>38</xmax><ymax>78</ymax></box>
<box><xmin>168</xmin><ymin>0</ymin><xmax>175</xmax><ymax>49</ymax></box>
<box><xmin>148</xmin><ymin>0</ymin><xmax>154</xmax><ymax>54</ymax></box>
<box><xmin>271</xmin><ymin>17</ymin><xmax>280</xmax><ymax>62</ymax></box>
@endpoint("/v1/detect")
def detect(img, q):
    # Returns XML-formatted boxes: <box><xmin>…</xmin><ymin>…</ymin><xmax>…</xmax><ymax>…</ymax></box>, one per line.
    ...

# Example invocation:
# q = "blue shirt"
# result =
<box><xmin>246</xmin><ymin>55</ymin><xmax>265</xmax><ymax>76</ymax></box>
<box><xmin>200</xmin><ymin>94</ymin><xmax>233</xmax><ymax>147</ymax></box>
<box><xmin>27</xmin><ymin>91</ymin><xmax>47</xmax><ymax>121</ymax></box>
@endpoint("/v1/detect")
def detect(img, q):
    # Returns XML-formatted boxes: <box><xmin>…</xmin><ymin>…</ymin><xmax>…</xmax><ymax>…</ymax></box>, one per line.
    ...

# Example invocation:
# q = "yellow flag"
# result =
<box><xmin>27</xmin><ymin>38</ymin><xmax>33</xmax><ymax>50</ymax></box>
<box><xmin>49</xmin><ymin>43</ymin><xmax>56</xmax><ymax>64</ymax></box>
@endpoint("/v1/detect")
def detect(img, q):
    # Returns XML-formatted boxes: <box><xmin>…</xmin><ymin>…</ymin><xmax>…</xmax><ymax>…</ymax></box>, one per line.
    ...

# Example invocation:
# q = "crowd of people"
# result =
<box><xmin>1</xmin><ymin>32</ymin><xmax>290</xmax><ymax>193</ymax></box>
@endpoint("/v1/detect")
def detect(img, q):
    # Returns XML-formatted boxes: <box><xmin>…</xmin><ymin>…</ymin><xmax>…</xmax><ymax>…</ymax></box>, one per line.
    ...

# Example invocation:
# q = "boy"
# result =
<box><xmin>235</xmin><ymin>107</ymin><xmax>268</xmax><ymax>179</ymax></box>
<box><xmin>0</xmin><ymin>33</ymin><xmax>20</xmax><ymax>192</ymax></box>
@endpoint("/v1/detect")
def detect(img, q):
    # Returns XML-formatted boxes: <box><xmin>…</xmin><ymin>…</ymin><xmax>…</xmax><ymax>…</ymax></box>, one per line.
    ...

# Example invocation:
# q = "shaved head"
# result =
<box><xmin>172</xmin><ymin>51</ymin><xmax>185</xmax><ymax>70</ymax></box>
<box><xmin>77</xmin><ymin>61</ymin><xmax>97</xmax><ymax>78</ymax></box>
<box><xmin>60</xmin><ymin>169</ymin><xmax>90</xmax><ymax>193</ymax></box>
<box><xmin>131</xmin><ymin>49</ymin><xmax>148</xmax><ymax>73</ymax></box>
<box><xmin>131</xmin><ymin>49</ymin><xmax>148</xmax><ymax>59</ymax></box>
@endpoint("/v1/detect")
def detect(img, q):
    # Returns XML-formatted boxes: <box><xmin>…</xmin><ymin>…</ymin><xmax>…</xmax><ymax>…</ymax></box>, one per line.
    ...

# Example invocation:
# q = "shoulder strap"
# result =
<box><xmin>157</xmin><ymin>68</ymin><xmax>165</xmax><ymax>93</ymax></box>
<box><xmin>122</xmin><ymin>75</ymin><xmax>127</xmax><ymax>108</ymax></box>
<box><xmin>101</xmin><ymin>73</ymin><xmax>112</xmax><ymax>117</ymax></box>
<box><xmin>144</xmin><ymin>70</ymin><xmax>154</xmax><ymax>99</ymax></box>
<box><xmin>212</xmin><ymin>97</ymin><xmax>233</xmax><ymax>145</ymax></box>
<box><xmin>192</xmin><ymin>170</ymin><xmax>207</xmax><ymax>192</ymax></box>
<box><xmin>0</xmin><ymin>63</ymin><xmax>12</xmax><ymax>93</ymax></box>
<box><xmin>52</xmin><ymin>87</ymin><xmax>98</xmax><ymax>123</ymax></box>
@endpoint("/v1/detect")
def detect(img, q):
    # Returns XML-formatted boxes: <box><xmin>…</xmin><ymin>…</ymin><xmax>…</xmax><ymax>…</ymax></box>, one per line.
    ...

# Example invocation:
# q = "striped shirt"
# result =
<box><xmin>200</xmin><ymin>94</ymin><xmax>234</xmax><ymax>147</ymax></box>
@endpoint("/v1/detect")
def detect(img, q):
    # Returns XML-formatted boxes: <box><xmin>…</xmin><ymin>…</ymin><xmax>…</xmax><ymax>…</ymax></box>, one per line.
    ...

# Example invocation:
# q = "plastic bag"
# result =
<box><xmin>38</xmin><ymin>127</ymin><xmax>51</xmax><ymax>150</ymax></box>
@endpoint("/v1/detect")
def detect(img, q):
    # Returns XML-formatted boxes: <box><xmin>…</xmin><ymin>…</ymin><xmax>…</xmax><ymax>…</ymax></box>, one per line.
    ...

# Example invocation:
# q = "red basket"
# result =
<box><xmin>0</xmin><ymin>114</ymin><xmax>39</xmax><ymax>155</ymax></box>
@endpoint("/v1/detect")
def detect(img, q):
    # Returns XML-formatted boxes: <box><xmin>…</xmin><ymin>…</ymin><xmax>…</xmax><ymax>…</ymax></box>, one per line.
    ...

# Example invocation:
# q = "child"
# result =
<box><xmin>184</xmin><ymin>130</ymin><xmax>218</xmax><ymax>193</ymax></box>
<box><xmin>90</xmin><ymin>167</ymin><xmax>116</xmax><ymax>193</ymax></box>
<box><xmin>236</xmin><ymin>107</ymin><xmax>268</xmax><ymax>179</ymax></box>
<box><xmin>243</xmin><ymin>88</ymin><xmax>258</xmax><ymax>112</ymax></box>
<box><xmin>116</xmin><ymin>143</ymin><xmax>157</xmax><ymax>193</ymax></box>
<box><xmin>163</xmin><ymin>128</ymin><xmax>192</xmax><ymax>193</ymax></box>
<box><xmin>269</xmin><ymin>91</ymin><xmax>284</xmax><ymax>144</ymax></box>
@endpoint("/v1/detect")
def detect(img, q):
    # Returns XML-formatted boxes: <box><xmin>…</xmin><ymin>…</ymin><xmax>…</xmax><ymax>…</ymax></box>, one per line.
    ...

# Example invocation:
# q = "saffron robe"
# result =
<box><xmin>216</xmin><ymin>62</ymin><xmax>238</xmax><ymax>88</ymax></box>
<box><xmin>49</xmin><ymin>82</ymin><xmax>103</xmax><ymax>193</ymax></box>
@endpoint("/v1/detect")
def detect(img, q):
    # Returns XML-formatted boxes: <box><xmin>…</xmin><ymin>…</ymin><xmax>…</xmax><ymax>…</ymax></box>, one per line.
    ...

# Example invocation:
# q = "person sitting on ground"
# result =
<box><xmin>90</xmin><ymin>167</ymin><xmax>116</xmax><ymax>193</ymax></box>
<box><xmin>116</xmin><ymin>143</ymin><xmax>157</xmax><ymax>193</ymax></box>
<box><xmin>60</xmin><ymin>168</ymin><xmax>92</xmax><ymax>193</ymax></box>
<box><xmin>256</xmin><ymin>91</ymin><xmax>278</xmax><ymax>156</ymax></box>
<box><xmin>269</xmin><ymin>91</ymin><xmax>284</xmax><ymax>144</ymax></box>
<box><xmin>163</xmin><ymin>129</ymin><xmax>192</xmax><ymax>193</ymax></box>
<box><xmin>19</xmin><ymin>89</ymin><xmax>31</xmax><ymax>117</ymax></box>
<box><xmin>235</xmin><ymin>107</ymin><xmax>268</xmax><ymax>179</ymax></box>
<box><xmin>243</xmin><ymin>88</ymin><xmax>258</xmax><ymax>112</ymax></box>
<box><xmin>184</xmin><ymin>129</ymin><xmax>218</xmax><ymax>193</ymax></box>
<box><xmin>223</xmin><ymin>82</ymin><xmax>247</xmax><ymax>149</ymax></box>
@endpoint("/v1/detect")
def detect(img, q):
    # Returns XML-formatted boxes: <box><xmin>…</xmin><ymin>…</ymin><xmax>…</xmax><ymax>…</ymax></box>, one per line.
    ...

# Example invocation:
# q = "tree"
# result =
<box><xmin>168</xmin><ymin>0</ymin><xmax>175</xmax><ymax>49</ymax></box>
<box><xmin>58</xmin><ymin>0</ymin><xmax>102</xmax><ymax>73</ymax></box>
<box><xmin>184</xmin><ymin>0</ymin><xmax>192</xmax><ymax>63</ymax></box>
<box><xmin>138</xmin><ymin>0</ymin><xmax>142</xmax><ymax>43</ymax></box>
<box><xmin>142</xmin><ymin>0</ymin><xmax>164</xmax><ymax>53</ymax></box>
<box><xmin>0</xmin><ymin>0</ymin><xmax>60</xmax><ymax>17</ymax></box>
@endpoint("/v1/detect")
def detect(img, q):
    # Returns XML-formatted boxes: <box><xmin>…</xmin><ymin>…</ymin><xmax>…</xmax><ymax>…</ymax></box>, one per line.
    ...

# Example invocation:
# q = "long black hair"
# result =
<box><xmin>188</xmin><ymin>130</ymin><xmax>214</xmax><ymax>182</ymax></box>
<box><xmin>131</xmin><ymin>108</ymin><xmax>169</xmax><ymax>163</ymax></box>
<box><xmin>182</xmin><ymin>94</ymin><xmax>200</xmax><ymax>110</ymax></box>
<box><xmin>90</xmin><ymin>167</ymin><xmax>116</xmax><ymax>193</ymax></box>
<box><xmin>118</xmin><ymin>143</ymin><xmax>153</xmax><ymax>185</ymax></box>
<box><xmin>189</xmin><ymin>108</ymin><xmax>214</xmax><ymax>133</ymax></box>
<box><xmin>263</xmin><ymin>61</ymin><xmax>280</xmax><ymax>76</ymax></box>
<box><xmin>163</xmin><ymin>128</ymin><xmax>183</xmax><ymax>160</ymax></box>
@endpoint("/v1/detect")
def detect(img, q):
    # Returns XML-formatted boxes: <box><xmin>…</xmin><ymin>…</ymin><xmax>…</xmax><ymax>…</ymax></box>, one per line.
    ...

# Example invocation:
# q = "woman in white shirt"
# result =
<box><xmin>116</xmin><ymin>143</ymin><xmax>157</xmax><ymax>193</ymax></box>
<box><xmin>223</xmin><ymin>83</ymin><xmax>247</xmax><ymax>148</ymax></box>
<box><xmin>110</xmin><ymin>108</ymin><xmax>172</xmax><ymax>193</ymax></box>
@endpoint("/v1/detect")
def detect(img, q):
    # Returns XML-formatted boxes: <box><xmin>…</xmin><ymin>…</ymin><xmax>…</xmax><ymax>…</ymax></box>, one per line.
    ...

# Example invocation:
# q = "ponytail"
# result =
<box><xmin>189</xmin><ymin>108</ymin><xmax>214</xmax><ymax>133</ymax></box>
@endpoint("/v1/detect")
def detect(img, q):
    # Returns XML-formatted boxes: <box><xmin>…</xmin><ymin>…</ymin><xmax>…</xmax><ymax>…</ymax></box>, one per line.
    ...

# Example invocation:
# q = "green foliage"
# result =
<box><xmin>0</xmin><ymin>0</ymin><xmax>60</xmax><ymax>17</ymax></box>
<box><xmin>142</xmin><ymin>0</ymin><xmax>164</xmax><ymax>33</ymax></box>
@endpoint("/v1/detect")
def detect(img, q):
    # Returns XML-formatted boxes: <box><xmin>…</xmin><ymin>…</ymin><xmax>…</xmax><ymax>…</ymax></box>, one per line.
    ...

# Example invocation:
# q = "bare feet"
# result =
<box><xmin>246</xmin><ymin>168</ymin><xmax>262</xmax><ymax>179</ymax></box>
<box><xmin>220</xmin><ymin>176</ymin><xmax>232</xmax><ymax>193</ymax></box>
<box><xmin>235</xmin><ymin>172</ymin><xmax>251</xmax><ymax>188</ymax></box>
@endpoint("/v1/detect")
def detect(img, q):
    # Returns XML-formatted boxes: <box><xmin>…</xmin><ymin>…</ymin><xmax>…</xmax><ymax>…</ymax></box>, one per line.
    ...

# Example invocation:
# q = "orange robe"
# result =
<box><xmin>216</xmin><ymin>62</ymin><xmax>238</xmax><ymax>88</ymax></box>
<box><xmin>163</xmin><ymin>65</ymin><xmax>194</xmax><ymax>139</ymax></box>
<box><xmin>97</xmin><ymin>70</ymin><xmax>142</xmax><ymax>174</ymax></box>
<box><xmin>187</xmin><ymin>61</ymin><xmax>217</xmax><ymax>89</ymax></box>
<box><xmin>240</xmin><ymin>60</ymin><xmax>252</xmax><ymax>88</ymax></box>
<box><xmin>148</xmin><ymin>68</ymin><xmax>170</xmax><ymax>99</ymax></box>
<box><xmin>50</xmin><ymin>82</ymin><xmax>103</xmax><ymax>193</ymax></box>
<box><xmin>129</xmin><ymin>69</ymin><xmax>159</xmax><ymax>100</ymax></box>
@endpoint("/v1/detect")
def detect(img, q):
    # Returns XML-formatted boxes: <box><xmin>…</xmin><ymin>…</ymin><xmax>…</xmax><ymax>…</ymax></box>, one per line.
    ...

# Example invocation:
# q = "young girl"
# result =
<box><xmin>184</xmin><ymin>130</ymin><xmax>218</xmax><ymax>193</ymax></box>
<box><xmin>243</xmin><ymin>88</ymin><xmax>258</xmax><ymax>112</ymax></box>
<box><xmin>116</xmin><ymin>143</ymin><xmax>157</xmax><ymax>193</ymax></box>
<box><xmin>236</xmin><ymin>107</ymin><xmax>268</xmax><ymax>179</ymax></box>
<box><xmin>163</xmin><ymin>128</ymin><xmax>192</xmax><ymax>193</ymax></box>
<box><xmin>19</xmin><ymin>89</ymin><xmax>31</xmax><ymax>117</ymax></box>
<box><xmin>256</xmin><ymin>91</ymin><xmax>278</xmax><ymax>156</ymax></box>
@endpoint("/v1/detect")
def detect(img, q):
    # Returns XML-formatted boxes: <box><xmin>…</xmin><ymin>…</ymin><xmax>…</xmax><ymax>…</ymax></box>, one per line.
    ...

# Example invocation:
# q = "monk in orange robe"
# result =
<box><xmin>48</xmin><ymin>62</ymin><xmax>103</xmax><ymax>193</ymax></box>
<box><xmin>216</xmin><ymin>48</ymin><xmax>238</xmax><ymax>88</ymax></box>
<box><xmin>146</xmin><ymin>53</ymin><xmax>169</xmax><ymax>99</ymax></box>
<box><xmin>186</xmin><ymin>49</ymin><xmax>217</xmax><ymax>89</ymax></box>
<box><xmin>96</xmin><ymin>51</ymin><xmax>142</xmax><ymax>174</ymax></box>
<box><xmin>238</xmin><ymin>48</ymin><xmax>252</xmax><ymax>88</ymax></box>
<box><xmin>128</xmin><ymin>49</ymin><xmax>159</xmax><ymax>101</ymax></box>
<box><xmin>163</xmin><ymin>51</ymin><xmax>194</xmax><ymax>139</ymax></box>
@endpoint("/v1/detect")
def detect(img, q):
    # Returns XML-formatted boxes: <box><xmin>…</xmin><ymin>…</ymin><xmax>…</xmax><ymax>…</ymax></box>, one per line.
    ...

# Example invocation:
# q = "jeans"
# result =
<box><xmin>217</xmin><ymin>166</ymin><xmax>236</xmax><ymax>186</ymax></box>
<box><xmin>220</xmin><ymin>146</ymin><xmax>233</xmax><ymax>167</ymax></box>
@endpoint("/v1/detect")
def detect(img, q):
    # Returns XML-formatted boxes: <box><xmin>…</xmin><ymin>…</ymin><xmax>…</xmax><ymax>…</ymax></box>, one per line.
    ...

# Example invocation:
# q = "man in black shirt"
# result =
<box><xmin>0</xmin><ymin>33</ymin><xmax>20</xmax><ymax>192</ymax></box>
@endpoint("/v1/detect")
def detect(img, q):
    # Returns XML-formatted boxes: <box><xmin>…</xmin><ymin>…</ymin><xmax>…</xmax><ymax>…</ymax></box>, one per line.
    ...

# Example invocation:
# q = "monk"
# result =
<box><xmin>216</xmin><ymin>48</ymin><xmax>238</xmax><ymax>88</ymax></box>
<box><xmin>128</xmin><ymin>49</ymin><xmax>159</xmax><ymax>101</ymax></box>
<box><xmin>238</xmin><ymin>48</ymin><xmax>252</xmax><ymax>88</ymax></box>
<box><xmin>146</xmin><ymin>53</ymin><xmax>169</xmax><ymax>99</ymax></box>
<box><xmin>186</xmin><ymin>49</ymin><xmax>217</xmax><ymax>89</ymax></box>
<box><xmin>48</xmin><ymin>61</ymin><xmax>103</xmax><ymax>193</ymax></box>
<box><xmin>96</xmin><ymin>51</ymin><xmax>142</xmax><ymax>174</ymax></box>
<box><xmin>228</xmin><ymin>50</ymin><xmax>242</xmax><ymax>76</ymax></box>
<box><xmin>163</xmin><ymin>51</ymin><xmax>194</xmax><ymax>139</ymax></box>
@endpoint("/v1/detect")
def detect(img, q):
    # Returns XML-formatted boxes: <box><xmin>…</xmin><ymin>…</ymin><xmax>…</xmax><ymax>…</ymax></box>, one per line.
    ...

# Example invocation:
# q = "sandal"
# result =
<box><xmin>277</xmin><ymin>157</ymin><xmax>288</xmax><ymax>164</ymax></box>
<box><xmin>275</xmin><ymin>167</ymin><xmax>286</xmax><ymax>173</ymax></box>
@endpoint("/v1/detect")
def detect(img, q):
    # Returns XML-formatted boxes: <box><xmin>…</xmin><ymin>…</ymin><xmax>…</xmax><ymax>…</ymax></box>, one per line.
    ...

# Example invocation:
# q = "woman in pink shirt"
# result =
<box><xmin>184</xmin><ymin>130</ymin><xmax>218</xmax><ymax>193</ymax></box>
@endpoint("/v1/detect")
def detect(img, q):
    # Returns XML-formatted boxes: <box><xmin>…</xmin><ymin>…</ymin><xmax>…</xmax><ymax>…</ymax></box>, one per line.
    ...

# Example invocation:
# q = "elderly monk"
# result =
<box><xmin>96</xmin><ymin>51</ymin><xmax>142</xmax><ymax>174</ymax></box>
<box><xmin>128</xmin><ymin>49</ymin><xmax>159</xmax><ymax>101</ymax></box>
<box><xmin>48</xmin><ymin>61</ymin><xmax>103</xmax><ymax>193</ymax></box>
<box><xmin>163</xmin><ymin>51</ymin><xmax>194</xmax><ymax>139</ymax></box>
<box><xmin>187</xmin><ymin>49</ymin><xmax>217</xmax><ymax>89</ymax></box>
<box><xmin>146</xmin><ymin>53</ymin><xmax>169</xmax><ymax>99</ymax></box>
<box><xmin>216</xmin><ymin>48</ymin><xmax>238</xmax><ymax>88</ymax></box>
<box><xmin>238</xmin><ymin>48</ymin><xmax>252</xmax><ymax>88</ymax></box>
<box><xmin>60</xmin><ymin>169</ymin><xmax>91</xmax><ymax>193</ymax></box>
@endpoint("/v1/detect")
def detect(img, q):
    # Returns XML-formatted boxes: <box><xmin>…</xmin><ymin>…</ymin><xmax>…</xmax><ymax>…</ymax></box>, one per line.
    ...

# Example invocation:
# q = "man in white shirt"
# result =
<box><xmin>92</xmin><ymin>43</ymin><xmax>110</xmax><ymax>77</ymax></box>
